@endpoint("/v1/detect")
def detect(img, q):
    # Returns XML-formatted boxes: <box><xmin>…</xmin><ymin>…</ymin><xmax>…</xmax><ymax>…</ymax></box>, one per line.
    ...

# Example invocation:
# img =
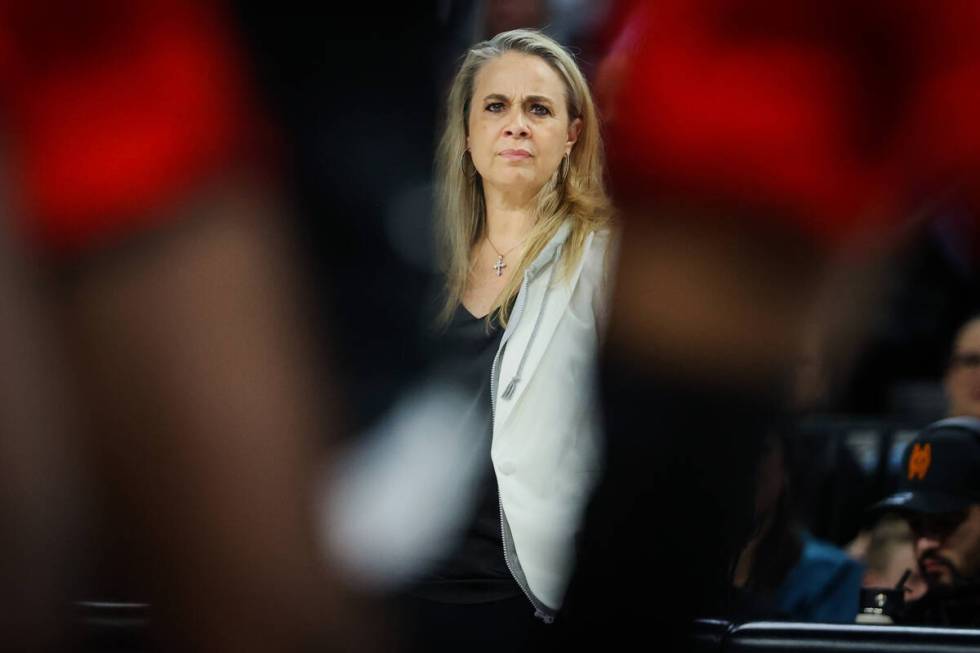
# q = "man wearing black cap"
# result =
<box><xmin>875</xmin><ymin>417</ymin><xmax>980</xmax><ymax>626</ymax></box>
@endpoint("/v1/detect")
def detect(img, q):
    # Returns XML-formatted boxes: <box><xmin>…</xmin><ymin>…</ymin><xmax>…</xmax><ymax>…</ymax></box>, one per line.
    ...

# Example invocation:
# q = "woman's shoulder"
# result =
<box><xmin>587</xmin><ymin>226</ymin><xmax>616</xmax><ymax>257</ymax></box>
<box><xmin>578</xmin><ymin>226</ymin><xmax>618</xmax><ymax>282</ymax></box>
<box><xmin>563</xmin><ymin>226</ymin><xmax>617</xmax><ymax>329</ymax></box>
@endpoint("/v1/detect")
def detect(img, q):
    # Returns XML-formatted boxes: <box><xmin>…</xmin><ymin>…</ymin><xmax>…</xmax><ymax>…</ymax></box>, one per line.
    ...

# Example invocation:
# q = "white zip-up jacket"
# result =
<box><xmin>491</xmin><ymin>221</ymin><xmax>612</xmax><ymax>620</ymax></box>
<box><xmin>322</xmin><ymin>221</ymin><xmax>612</xmax><ymax>616</ymax></box>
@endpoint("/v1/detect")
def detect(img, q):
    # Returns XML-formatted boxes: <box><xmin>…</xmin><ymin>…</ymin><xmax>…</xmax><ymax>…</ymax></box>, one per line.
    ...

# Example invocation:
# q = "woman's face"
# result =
<box><xmin>467</xmin><ymin>51</ymin><xmax>581</xmax><ymax>199</ymax></box>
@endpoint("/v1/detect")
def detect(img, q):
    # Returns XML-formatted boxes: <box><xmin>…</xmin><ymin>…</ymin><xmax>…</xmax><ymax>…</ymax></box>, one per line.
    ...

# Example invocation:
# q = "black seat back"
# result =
<box><xmin>724</xmin><ymin>621</ymin><xmax>980</xmax><ymax>653</ymax></box>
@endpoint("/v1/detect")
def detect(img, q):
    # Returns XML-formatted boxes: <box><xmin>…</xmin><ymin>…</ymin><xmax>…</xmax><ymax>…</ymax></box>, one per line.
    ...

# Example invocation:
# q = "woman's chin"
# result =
<box><xmin>485</xmin><ymin>174</ymin><xmax>547</xmax><ymax>197</ymax></box>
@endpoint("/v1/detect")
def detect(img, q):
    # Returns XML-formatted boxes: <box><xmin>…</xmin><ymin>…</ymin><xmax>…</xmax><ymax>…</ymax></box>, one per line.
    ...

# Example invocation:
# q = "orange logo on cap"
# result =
<box><xmin>908</xmin><ymin>443</ymin><xmax>932</xmax><ymax>481</ymax></box>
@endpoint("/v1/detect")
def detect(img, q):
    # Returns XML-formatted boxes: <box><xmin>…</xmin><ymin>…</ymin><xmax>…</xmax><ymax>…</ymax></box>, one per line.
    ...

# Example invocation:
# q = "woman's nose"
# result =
<box><xmin>504</xmin><ymin>113</ymin><xmax>529</xmax><ymax>138</ymax></box>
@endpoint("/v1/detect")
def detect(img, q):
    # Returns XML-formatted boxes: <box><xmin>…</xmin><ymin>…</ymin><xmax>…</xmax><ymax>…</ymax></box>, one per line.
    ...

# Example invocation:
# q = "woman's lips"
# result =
<box><xmin>499</xmin><ymin>149</ymin><xmax>532</xmax><ymax>159</ymax></box>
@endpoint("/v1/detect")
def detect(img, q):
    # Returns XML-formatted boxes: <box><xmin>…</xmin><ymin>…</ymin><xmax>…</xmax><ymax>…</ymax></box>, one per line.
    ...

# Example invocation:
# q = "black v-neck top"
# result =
<box><xmin>412</xmin><ymin>303</ymin><xmax>521</xmax><ymax>603</ymax></box>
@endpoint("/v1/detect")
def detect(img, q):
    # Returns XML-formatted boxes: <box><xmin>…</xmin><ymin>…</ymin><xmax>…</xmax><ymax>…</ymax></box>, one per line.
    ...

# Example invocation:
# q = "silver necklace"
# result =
<box><xmin>486</xmin><ymin>234</ymin><xmax>526</xmax><ymax>277</ymax></box>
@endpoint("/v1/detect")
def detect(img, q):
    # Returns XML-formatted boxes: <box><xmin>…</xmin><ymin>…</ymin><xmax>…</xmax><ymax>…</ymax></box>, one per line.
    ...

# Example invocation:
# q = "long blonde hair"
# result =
<box><xmin>435</xmin><ymin>29</ymin><xmax>612</xmax><ymax>326</ymax></box>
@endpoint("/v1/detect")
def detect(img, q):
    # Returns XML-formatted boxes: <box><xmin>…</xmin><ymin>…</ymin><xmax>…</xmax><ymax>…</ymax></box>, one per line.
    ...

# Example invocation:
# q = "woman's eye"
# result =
<box><xmin>485</xmin><ymin>102</ymin><xmax>505</xmax><ymax>112</ymax></box>
<box><xmin>530</xmin><ymin>104</ymin><xmax>551</xmax><ymax>116</ymax></box>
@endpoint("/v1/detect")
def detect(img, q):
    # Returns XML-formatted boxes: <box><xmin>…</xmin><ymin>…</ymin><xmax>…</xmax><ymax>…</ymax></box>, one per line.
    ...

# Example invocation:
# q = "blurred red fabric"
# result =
<box><xmin>600</xmin><ymin>0</ymin><xmax>980</xmax><ymax>246</ymax></box>
<box><xmin>0</xmin><ymin>1</ymin><xmax>258</xmax><ymax>255</ymax></box>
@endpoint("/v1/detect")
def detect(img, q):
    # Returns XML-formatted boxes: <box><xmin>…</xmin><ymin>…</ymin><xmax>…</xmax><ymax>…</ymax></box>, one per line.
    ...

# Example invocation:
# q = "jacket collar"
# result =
<box><xmin>494</xmin><ymin>221</ymin><xmax>592</xmax><ymax>414</ymax></box>
<box><xmin>526</xmin><ymin>220</ymin><xmax>573</xmax><ymax>279</ymax></box>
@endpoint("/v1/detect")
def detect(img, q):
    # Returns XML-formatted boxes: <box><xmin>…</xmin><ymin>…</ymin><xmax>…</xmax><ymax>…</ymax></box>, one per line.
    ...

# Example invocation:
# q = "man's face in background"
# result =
<box><xmin>945</xmin><ymin>319</ymin><xmax>980</xmax><ymax>418</ymax></box>
<box><xmin>910</xmin><ymin>506</ymin><xmax>980</xmax><ymax>590</ymax></box>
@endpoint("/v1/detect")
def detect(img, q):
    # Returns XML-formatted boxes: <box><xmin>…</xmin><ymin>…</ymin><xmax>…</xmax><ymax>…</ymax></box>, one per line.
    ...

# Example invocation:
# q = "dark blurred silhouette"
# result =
<box><xmin>0</xmin><ymin>2</ymin><xmax>373</xmax><ymax>650</ymax></box>
<box><xmin>560</xmin><ymin>1</ymin><xmax>980</xmax><ymax>648</ymax></box>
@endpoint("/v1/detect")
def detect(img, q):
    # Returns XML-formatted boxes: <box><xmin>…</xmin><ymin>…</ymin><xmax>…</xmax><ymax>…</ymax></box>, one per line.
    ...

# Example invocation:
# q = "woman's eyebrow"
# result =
<box><xmin>481</xmin><ymin>93</ymin><xmax>556</xmax><ymax>104</ymax></box>
<box><xmin>523</xmin><ymin>95</ymin><xmax>555</xmax><ymax>105</ymax></box>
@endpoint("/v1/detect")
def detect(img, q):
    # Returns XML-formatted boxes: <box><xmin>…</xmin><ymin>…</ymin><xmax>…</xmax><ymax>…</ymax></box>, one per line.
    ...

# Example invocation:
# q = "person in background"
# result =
<box><xmin>734</xmin><ymin>433</ymin><xmax>864</xmax><ymax>623</ymax></box>
<box><xmin>0</xmin><ymin>2</ymin><xmax>366</xmax><ymax>650</ymax></box>
<box><xmin>945</xmin><ymin>315</ymin><xmax>980</xmax><ymax>418</ymax></box>
<box><xmin>853</xmin><ymin>313</ymin><xmax>980</xmax><ymax>609</ymax></box>
<box><xmin>559</xmin><ymin>0</ymin><xmax>980</xmax><ymax>648</ymax></box>
<box><xmin>873</xmin><ymin>418</ymin><xmax>980</xmax><ymax>626</ymax></box>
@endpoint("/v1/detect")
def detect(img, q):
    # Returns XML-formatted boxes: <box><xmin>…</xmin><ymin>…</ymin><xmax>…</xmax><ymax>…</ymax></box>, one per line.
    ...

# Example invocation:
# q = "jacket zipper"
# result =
<box><xmin>497</xmin><ymin>497</ymin><xmax>554</xmax><ymax>622</ymax></box>
<box><xmin>490</xmin><ymin>264</ymin><xmax>558</xmax><ymax>623</ymax></box>
<box><xmin>501</xmin><ymin>244</ymin><xmax>562</xmax><ymax>399</ymax></box>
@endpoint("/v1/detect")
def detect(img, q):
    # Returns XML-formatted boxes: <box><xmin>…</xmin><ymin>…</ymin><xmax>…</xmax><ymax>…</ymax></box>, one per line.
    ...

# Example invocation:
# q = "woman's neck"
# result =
<box><xmin>483</xmin><ymin>184</ymin><xmax>536</xmax><ymax>245</ymax></box>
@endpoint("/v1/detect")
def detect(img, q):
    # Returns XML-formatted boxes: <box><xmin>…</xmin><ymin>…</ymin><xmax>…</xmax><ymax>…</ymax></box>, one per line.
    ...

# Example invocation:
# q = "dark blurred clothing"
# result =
<box><xmin>559</xmin><ymin>350</ymin><xmax>775</xmax><ymax>647</ymax></box>
<box><xmin>772</xmin><ymin>533</ymin><xmax>863</xmax><ymax>623</ymax></box>
<box><xmin>412</xmin><ymin>305</ymin><xmax>520</xmax><ymax>604</ymax></box>
<box><xmin>397</xmin><ymin>593</ymin><xmax>549</xmax><ymax>653</ymax></box>
<box><xmin>901</xmin><ymin>582</ymin><xmax>980</xmax><ymax>627</ymax></box>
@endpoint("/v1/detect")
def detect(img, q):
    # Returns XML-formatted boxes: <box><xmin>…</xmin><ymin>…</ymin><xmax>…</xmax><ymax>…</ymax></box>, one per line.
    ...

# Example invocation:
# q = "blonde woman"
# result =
<box><xmin>401</xmin><ymin>29</ymin><xmax>613</xmax><ymax>650</ymax></box>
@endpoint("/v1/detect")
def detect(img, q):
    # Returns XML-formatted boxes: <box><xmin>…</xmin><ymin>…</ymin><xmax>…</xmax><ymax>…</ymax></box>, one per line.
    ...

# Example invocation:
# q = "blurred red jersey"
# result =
<box><xmin>0</xmin><ymin>1</ymin><xmax>260</xmax><ymax>256</ymax></box>
<box><xmin>599</xmin><ymin>0</ymin><xmax>980</xmax><ymax>246</ymax></box>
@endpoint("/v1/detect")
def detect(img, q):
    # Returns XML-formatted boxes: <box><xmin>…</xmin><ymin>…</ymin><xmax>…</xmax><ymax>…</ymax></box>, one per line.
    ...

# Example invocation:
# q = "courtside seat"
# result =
<box><xmin>692</xmin><ymin>618</ymin><xmax>732</xmax><ymax>652</ymax></box>
<box><xmin>724</xmin><ymin>621</ymin><xmax>980</xmax><ymax>653</ymax></box>
<box><xmin>76</xmin><ymin>601</ymin><xmax>151</xmax><ymax>652</ymax></box>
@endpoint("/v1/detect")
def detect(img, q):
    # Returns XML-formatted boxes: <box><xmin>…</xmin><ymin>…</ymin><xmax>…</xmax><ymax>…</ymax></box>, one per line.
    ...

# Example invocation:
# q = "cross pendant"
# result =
<box><xmin>493</xmin><ymin>256</ymin><xmax>506</xmax><ymax>277</ymax></box>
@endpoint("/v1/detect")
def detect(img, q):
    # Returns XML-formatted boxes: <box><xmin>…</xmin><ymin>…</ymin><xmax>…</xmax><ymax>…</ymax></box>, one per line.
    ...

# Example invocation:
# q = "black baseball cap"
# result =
<box><xmin>873</xmin><ymin>417</ymin><xmax>980</xmax><ymax>515</ymax></box>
